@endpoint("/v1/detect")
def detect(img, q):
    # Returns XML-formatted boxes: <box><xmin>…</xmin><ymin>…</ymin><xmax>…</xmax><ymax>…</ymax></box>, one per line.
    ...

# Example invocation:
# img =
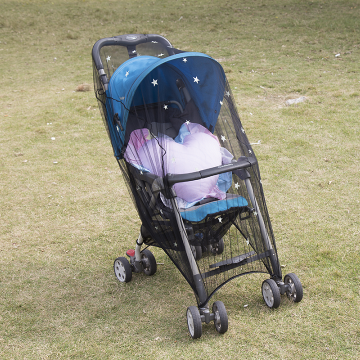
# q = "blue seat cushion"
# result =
<box><xmin>180</xmin><ymin>194</ymin><xmax>248</xmax><ymax>222</ymax></box>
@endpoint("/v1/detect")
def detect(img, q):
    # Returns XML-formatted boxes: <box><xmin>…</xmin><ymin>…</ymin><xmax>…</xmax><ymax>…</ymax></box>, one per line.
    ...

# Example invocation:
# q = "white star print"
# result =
<box><xmin>241</xmin><ymin>127</ymin><xmax>245</xmax><ymax>133</ymax></box>
<box><xmin>246</xmin><ymin>238</ymin><xmax>250</xmax><ymax>246</ymax></box>
<box><xmin>185</xmin><ymin>120</ymin><xmax>190</xmax><ymax>125</ymax></box>
<box><xmin>125</xmin><ymin>71</ymin><xmax>129</xmax><ymax>77</ymax></box>
<box><xmin>183</xmin><ymin>58</ymin><xmax>187</xmax><ymax>63</ymax></box>
<box><xmin>235</xmin><ymin>182</ymin><xmax>240</xmax><ymax>189</ymax></box>
<box><xmin>225</xmin><ymin>91</ymin><xmax>230</xmax><ymax>97</ymax></box>
<box><xmin>174</xmin><ymin>242</ymin><xmax>177</xmax><ymax>247</ymax></box>
<box><xmin>163</xmin><ymin>104</ymin><xmax>168</xmax><ymax>110</ymax></box>
<box><xmin>220</xmin><ymin>100</ymin><xmax>223</xmax><ymax>105</ymax></box>
<box><xmin>106</xmin><ymin>56</ymin><xmax>111</xmax><ymax>62</ymax></box>
<box><xmin>158</xmin><ymin>53</ymin><xmax>164</xmax><ymax>57</ymax></box>
<box><xmin>248</xmin><ymin>149</ymin><xmax>252</xmax><ymax>154</ymax></box>
<box><xmin>140</xmin><ymin>171</ymin><xmax>143</xmax><ymax>175</ymax></box>
<box><xmin>221</xmin><ymin>135</ymin><xmax>226</xmax><ymax>142</ymax></box>
<box><xmin>151</xmin><ymin>79</ymin><xmax>158</xmax><ymax>86</ymax></box>
<box><xmin>218</xmin><ymin>217</ymin><xmax>223</xmax><ymax>223</ymax></box>
<box><xmin>132</xmin><ymin>50</ymin><xmax>136</xmax><ymax>53</ymax></box>
<box><xmin>253</xmin><ymin>211</ymin><xmax>258</xmax><ymax>217</ymax></box>
<box><xmin>193</xmin><ymin>76</ymin><xmax>200</xmax><ymax>84</ymax></box>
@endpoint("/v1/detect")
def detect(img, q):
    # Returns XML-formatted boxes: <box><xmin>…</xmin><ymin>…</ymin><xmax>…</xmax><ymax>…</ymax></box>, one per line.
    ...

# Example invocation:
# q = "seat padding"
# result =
<box><xmin>180</xmin><ymin>194</ymin><xmax>248</xmax><ymax>222</ymax></box>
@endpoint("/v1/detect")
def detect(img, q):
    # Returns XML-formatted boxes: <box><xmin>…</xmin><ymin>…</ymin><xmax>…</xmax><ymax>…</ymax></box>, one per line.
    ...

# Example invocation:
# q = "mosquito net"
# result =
<box><xmin>93</xmin><ymin>48</ymin><xmax>281</xmax><ymax>306</ymax></box>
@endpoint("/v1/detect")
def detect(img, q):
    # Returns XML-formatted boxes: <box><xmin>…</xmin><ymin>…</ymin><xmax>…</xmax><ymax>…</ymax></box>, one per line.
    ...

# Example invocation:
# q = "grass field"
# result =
<box><xmin>0</xmin><ymin>0</ymin><xmax>359</xmax><ymax>359</ymax></box>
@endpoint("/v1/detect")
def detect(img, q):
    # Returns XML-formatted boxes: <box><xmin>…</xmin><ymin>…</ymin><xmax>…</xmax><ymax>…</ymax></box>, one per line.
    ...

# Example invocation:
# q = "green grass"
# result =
<box><xmin>1</xmin><ymin>0</ymin><xmax>359</xmax><ymax>359</ymax></box>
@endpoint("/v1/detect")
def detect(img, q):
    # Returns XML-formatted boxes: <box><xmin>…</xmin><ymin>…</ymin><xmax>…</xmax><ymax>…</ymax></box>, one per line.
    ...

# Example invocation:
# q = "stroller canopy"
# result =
<box><xmin>106</xmin><ymin>52</ymin><xmax>226</xmax><ymax>158</ymax></box>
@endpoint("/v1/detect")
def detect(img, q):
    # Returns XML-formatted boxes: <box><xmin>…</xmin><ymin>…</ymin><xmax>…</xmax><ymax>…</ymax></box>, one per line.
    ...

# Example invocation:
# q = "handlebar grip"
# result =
<box><xmin>166</xmin><ymin>157</ymin><xmax>257</xmax><ymax>187</ymax></box>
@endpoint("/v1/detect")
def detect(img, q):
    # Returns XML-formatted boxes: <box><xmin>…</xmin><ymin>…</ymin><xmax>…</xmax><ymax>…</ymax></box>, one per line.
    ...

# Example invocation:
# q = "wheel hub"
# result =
<box><xmin>187</xmin><ymin>310</ymin><xmax>195</xmax><ymax>337</ymax></box>
<box><xmin>262</xmin><ymin>282</ymin><xmax>274</xmax><ymax>307</ymax></box>
<box><xmin>286</xmin><ymin>279</ymin><xmax>296</xmax><ymax>299</ymax></box>
<box><xmin>214</xmin><ymin>309</ymin><xmax>221</xmax><ymax>330</ymax></box>
<box><xmin>115</xmin><ymin>260</ymin><xmax>126</xmax><ymax>281</ymax></box>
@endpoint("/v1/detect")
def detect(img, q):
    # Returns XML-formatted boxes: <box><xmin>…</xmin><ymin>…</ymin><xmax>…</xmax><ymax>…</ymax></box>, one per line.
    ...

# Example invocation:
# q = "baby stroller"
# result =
<box><xmin>92</xmin><ymin>34</ymin><xmax>303</xmax><ymax>339</ymax></box>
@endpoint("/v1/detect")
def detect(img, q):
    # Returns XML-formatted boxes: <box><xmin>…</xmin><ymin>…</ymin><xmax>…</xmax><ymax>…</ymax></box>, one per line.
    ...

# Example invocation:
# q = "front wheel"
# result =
<box><xmin>186</xmin><ymin>306</ymin><xmax>202</xmax><ymax>339</ymax></box>
<box><xmin>212</xmin><ymin>301</ymin><xmax>228</xmax><ymax>334</ymax></box>
<box><xmin>284</xmin><ymin>273</ymin><xmax>303</xmax><ymax>303</ymax></box>
<box><xmin>262</xmin><ymin>279</ymin><xmax>281</xmax><ymax>308</ymax></box>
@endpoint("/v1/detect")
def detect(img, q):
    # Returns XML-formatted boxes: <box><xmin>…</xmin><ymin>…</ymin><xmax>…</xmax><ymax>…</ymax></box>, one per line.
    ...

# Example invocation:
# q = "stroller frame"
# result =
<box><xmin>92</xmin><ymin>34</ymin><xmax>303</xmax><ymax>339</ymax></box>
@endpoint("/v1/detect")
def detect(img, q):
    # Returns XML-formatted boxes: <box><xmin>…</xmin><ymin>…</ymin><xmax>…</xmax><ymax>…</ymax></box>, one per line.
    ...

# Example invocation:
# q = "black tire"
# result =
<box><xmin>212</xmin><ymin>301</ymin><xmax>228</xmax><ymax>334</ymax></box>
<box><xmin>186</xmin><ymin>306</ymin><xmax>202</xmax><ymax>339</ymax></box>
<box><xmin>191</xmin><ymin>245</ymin><xmax>202</xmax><ymax>261</ymax></box>
<box><xmin>114</xmin><ymin>257</ymin><xmax>132</xmax><ymax>283</ymax></box>
<box><xmin>284</xmin><ymin>273</ymin><xmax>303</xmax><ymax>303</ymax></box>
<box><xmin>262</xmin><ymin>279</ymin><xmax>281</xmax><ymax>309</ymax></box>
<box><xmin>214</xmin><ymin>238</ymin><xmax>224</xmax><ymax>255</ymax></box>
<box><xmin>141</xmin><ymin>249</ymin><xmax>157</xmax><ymax>276</ymax></box>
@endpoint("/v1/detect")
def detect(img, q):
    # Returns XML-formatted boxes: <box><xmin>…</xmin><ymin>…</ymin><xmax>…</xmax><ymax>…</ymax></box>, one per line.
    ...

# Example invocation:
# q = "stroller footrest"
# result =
<box><xmin>209</xmin><ymin>251</ymin><xmax>256</xmax><ymax>269</ymax></box>
<box><xmin>202</xmin><ymin>250</ymin><xmax>272</xmax><ymax>279</ymax></box>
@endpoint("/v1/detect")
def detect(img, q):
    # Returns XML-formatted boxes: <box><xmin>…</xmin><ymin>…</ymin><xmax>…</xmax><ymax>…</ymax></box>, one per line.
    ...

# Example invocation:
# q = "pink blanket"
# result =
<box><xmin>124</xmin><ymin>123</ymin><xmax>226</xmax><ymax>204</ymax></box>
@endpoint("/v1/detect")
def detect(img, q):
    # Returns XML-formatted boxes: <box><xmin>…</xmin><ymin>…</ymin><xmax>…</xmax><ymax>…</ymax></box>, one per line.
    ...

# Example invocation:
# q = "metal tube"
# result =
<box><xmin>245</xmin><ymin>179</ymin><xmax>282</xmax><ymax>278</ymax></box>
<box><xmin>135</xmin><ymin>233</ymin><xmax>144</xmax><ymax>262</ymax></box>
<box><xmin>245</xmin><ymin>179</ymin><xmax>272</xmax><ymax>251</ymax></box>
<box><xmin>170</xmin><ymin>197</ymin><xmax>208</xmax><ymax>305</ymax></box>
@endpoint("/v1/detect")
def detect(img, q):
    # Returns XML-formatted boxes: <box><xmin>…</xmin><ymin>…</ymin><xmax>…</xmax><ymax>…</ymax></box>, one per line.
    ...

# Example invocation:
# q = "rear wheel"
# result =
<box><xmin>284</xmin><ymin>273</ymin><xmax>303</xmax><ymax>303</ymax></box>
<box><xmin>262</xmin><ymin>279</ymin><xmax>281</xmax><ymax>308</ymax></box>
<box><xmin>212</xmin><ymin>301</ymin><xmax>228</xmax><ymax>334</ymax></box>
<box><xmin>191</xmin><ymin>245</ymin><xmax>202</xmax><ymax>260</ymax></box>
<box><xmin>114</xmin><ymin>257</ymin><xmax>132</xmax><ymax>283</ymax></box>
<box><xmin>213</xmin><ymin>238</ymin><xmax>224</xmax><ymax>255</ymax></box>
<box><xmin>141</xmin><ymin>249</ymin><xmax>157</xmax><ymax>276</ymax></box>
<box><xmin>186</xmin><ymin>306</ymin><xmax>202</xmax><ymax>339</ymax></box>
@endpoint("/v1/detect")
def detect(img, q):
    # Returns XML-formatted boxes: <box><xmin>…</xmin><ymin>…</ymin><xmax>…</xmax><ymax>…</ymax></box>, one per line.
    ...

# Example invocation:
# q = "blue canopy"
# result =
<box><xmin>106</xmin><ymin>52</ymin><xmax>226</xmax><ymax>158</ymax></box>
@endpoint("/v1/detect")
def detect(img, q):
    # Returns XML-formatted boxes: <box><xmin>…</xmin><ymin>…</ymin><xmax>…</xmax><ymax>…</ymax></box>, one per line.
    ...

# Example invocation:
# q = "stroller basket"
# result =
<box><xmin>92</xmin><ymin>34</ymin><xmax>303</xmax><ymax>339</ymax></box>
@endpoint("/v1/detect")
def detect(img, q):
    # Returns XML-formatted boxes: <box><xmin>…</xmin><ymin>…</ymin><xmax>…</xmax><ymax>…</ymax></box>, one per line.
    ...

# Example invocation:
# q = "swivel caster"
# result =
<box><xmin>186</xmin><ymin>306</ymin><xmax>202</xmax><ymax>339</ymax></box>
<box><xmin>212</xmin><ymin>301</ymin><xmax>228</xmax><ymax>334</ymax></box>
<box><xmin>284</xmin><ymin>273</ymin><xmax>303</xmax><ymax>303</ymax></box>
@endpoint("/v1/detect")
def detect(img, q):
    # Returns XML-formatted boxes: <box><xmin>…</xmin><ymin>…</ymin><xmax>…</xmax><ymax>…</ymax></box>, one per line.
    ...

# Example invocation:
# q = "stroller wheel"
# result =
<box><xmin>284</xmin><ymin>273</ymin><xmax>303</xmax><ymax>303</ymax></box>
<box><xmin>186</xmin><ymin>306</ymin><xmax>202</xmax><ymax>339</ymax></box>
<box><xmin>141</xmin><ymin>249</ymin><xmax>157</xmax><ymax>276</ymax></box>
<box><xmin>262</xmin><ymin>279</ymin><xmax>281</xmax><ymax>309</ymax></box>
<box><xmin>212</xmin><ymin>301</ymin><xmax>228</xmax><ymax>334</ymax></box>
<box><xmin>114</xmin><ymin>257</ymin><xmax>132</xmax><ymax>283</ymax></box>
<box><xmin>191</xmin><ymin>245</ymin><xmax>202</xmax><ymax>260</ymax></box>
<box><xmin>213</xmin><ymin>238</ymin><xmax>224</xmax><ymax>255</ymax></box>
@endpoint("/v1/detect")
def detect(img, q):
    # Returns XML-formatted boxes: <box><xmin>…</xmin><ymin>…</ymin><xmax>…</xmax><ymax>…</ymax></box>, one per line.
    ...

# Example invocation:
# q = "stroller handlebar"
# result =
<box><xmin>92</xmin><ymin>34</ymin><xmax>174</xmax><ymax>73</ymax></box>
<box><xmin>166</xmin><ymin>156</ymin><xmax>257</xmax><ymax>187</ymax></box>
<box><xmin>127</xmin><ymin>156</ymin><xmax>256</xmax><ymax>202</ymax></box>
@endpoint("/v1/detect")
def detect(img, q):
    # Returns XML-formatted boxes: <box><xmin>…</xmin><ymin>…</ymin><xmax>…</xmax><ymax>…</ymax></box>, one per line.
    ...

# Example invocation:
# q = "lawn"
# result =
<box><xmin>0</xmin><ymin>0</ymin><xmax>359</xmax><ymax>359</ymax></box>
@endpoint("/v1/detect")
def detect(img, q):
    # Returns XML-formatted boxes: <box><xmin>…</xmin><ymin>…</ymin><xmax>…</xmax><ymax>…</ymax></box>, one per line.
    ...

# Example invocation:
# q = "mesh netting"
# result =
<box><xmin>93</xmin><ymin>40</ymin><xmax>281</xmax><ymax>306</ymax></box>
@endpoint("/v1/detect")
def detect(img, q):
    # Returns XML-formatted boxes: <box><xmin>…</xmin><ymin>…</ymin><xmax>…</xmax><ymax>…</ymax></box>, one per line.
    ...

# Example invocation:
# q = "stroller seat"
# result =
<box><xmin>180</xmin><ymin>193</ymin><xmax>248</xmax><ymax>222</ymax></box>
